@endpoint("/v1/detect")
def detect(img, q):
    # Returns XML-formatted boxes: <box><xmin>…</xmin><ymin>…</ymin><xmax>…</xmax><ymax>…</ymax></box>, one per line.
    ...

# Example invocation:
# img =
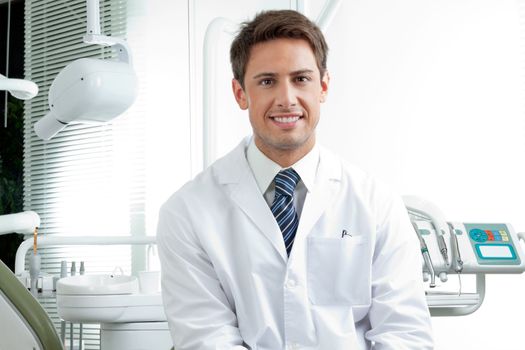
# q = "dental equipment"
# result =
<box><xmin>60</xmin><ymin>261</ymin><xmax>67</xmax><ymax>344</ymax></box>
<box><xmin>29</xmin><ymin>251</ymin><xmax>41</xmax><ymax>297</ymax></box>
<box><xmin>0</xmin><ymin>211</ymin><xmax>42</xmax><ymax>295</ymax></box>
<box><xmin>15</xmin><ymin>235</ymin><xmax>156</xmax><ymax>275</ymax></box>
<box><xmin>412</xmin><ymin>222</ymin><xmax>436</xmax><ymax>288</ymax></box>
<box><xmin>449</xmin><ymin>222</ymin><xmax>464</xmax><ymax>273</ymax></box>
<box><xmin>405</xmin><ymin>195</ymin><xmax>450</xmax><ymax>267</ymax></box>
<box><xmin>2</xmin><ymin>0</ymin><xmax>38</xmax><ymax>128</ymax></box>
<box><xmin>0</xmin><ymin>210</ymin><xmax>40</xmax><ymax>236</ymax></box>
<box><xmin>0</xmin><ymin>259</ymin><xmax>63</xmax><ymax>350</ymax></box>
<box><xmin>14</xmin><ymin>235</ymin><xmax>171</xmax><ymax>350</ymax></box>
<box><xmin>0</xmin><ymin>211</ymin><xmax>63</xmax><ymax>349</ymax></box>
<box><xmin>0</xmin><ymin>73</ymin><xmax>38</xmax><ymax>101</ymax></box>
<box><xmin>34</xmin><ymin>0</ymin><xmax>137</xmax><ymax>141</ymax></box>
<box><xmin>404</xmin><ymin>196</ymin><xmax>525</xmax><ymax>317</ymax></box>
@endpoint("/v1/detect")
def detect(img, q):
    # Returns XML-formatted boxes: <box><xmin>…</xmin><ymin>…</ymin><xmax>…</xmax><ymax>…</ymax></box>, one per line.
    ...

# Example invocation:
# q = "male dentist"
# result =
<box><xmin>157</xmin><ymin>9</ymin><xmax>433</xmax><ymax>350</ymax></box>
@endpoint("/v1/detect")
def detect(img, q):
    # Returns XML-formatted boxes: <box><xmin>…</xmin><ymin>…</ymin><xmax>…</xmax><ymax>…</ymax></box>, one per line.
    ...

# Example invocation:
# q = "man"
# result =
<box><xmin>157</xmin><ymin>10</ymin><xmax>433</xmax><ymax>350</ymax></box>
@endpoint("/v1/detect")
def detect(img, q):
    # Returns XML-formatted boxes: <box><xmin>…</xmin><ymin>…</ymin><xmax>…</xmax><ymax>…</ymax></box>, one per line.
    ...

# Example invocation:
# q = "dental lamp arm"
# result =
<box><xmin>0</xmin><ymin>211</ymin><xmax>40</xmax><ymax>236</ymax></box>
<box><xmin>0</xmin><ymin>74</ymin><xmax>38</xmax><ymax>100</ymax></box>
<box><xmin>315</xmin><ymin>0</ymin><xmax>343</xmax><ymax>32</ymax></box>
<box><xmin>83</xmin><ymin>34</ymin><xmax>132</xmax><ymax>65</ymax></box>
<box><xmin>83</xmin><ymin>0</ymin><xmax>132</xmax><ymax>64</ymax></box>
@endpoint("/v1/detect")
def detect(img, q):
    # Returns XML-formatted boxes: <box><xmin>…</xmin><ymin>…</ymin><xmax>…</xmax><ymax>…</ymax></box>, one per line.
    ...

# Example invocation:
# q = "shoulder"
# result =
<box><xmin>319</xmin><ymin>146</ymin><xmax>383</xmax><ymax>191</ymax></box>
<box><xmin>319</xmin><ymin>145</ymin><xmax>400</xmax><ymax>208</ymax></box>
<box><xmin>160</xmin><ymin>138</ymin><xmax>249</xmax><ymax>215</ymax></box>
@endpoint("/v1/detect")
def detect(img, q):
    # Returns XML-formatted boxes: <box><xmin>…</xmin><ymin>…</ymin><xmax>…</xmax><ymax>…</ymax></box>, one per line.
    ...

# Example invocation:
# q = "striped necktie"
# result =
<box><xmin>271</xmin><ymin>168</ymin><xmax>300</xmax><ymax>256</ymax></box>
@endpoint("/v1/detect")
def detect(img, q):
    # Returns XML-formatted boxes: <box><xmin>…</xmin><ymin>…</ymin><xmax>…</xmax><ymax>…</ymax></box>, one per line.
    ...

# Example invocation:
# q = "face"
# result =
<box><xmin>232</xmin><ymin>38</ymin><xmax>329</xmax><ymax>164</ymax></box>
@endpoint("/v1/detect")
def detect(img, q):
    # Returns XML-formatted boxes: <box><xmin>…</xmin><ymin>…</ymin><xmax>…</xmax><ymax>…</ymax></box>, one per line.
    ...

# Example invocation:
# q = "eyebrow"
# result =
<box><xmin>290</xmin><ymin>69</ymin><xmax>315</xmax><ymax>76</ymax></box>
<box><xmin>251</xmin><ymin>69</ymin><xmax>315</xmax><ymax>80</ymax></box>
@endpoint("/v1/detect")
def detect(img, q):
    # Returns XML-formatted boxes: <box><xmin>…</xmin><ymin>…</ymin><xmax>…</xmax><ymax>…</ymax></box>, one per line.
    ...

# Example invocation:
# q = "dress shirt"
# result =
<box><xmin>246</xmin><ymin>137</ymin><xmax>319</xmax><ymax>219</ymax></box>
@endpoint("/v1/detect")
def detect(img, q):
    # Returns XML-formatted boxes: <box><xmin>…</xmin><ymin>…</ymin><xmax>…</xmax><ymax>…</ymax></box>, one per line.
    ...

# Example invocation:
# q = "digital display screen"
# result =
<box><xmin>478</xmin><ymin>245</ymin><xmax>514</xmax><ymax>259</ymax></box>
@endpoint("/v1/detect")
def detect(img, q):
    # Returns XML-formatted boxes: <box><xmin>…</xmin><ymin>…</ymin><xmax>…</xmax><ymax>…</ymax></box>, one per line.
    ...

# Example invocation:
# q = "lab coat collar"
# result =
<box><xmin>212</xmin><ymin>137</ymin><xmax>342</xmax><ymax>263</ymax></box>
<box><xmin>213</xmin><ymin>138</ymin><xmax>287</xmax><ymax>261</ymax></box>
<box><xmin>213</xmin><ymin>138</ymin><xmax>251</xmax><ymax>185</ymax></box>
<box><xmin>246</xmin><ymin>137</ymin><xmax>319</xmax><ymax>195</ymax></box>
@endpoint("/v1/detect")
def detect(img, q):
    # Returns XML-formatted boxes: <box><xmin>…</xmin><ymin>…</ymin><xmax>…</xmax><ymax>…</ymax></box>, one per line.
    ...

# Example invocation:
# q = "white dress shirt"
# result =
<box><xmin>246</xmin><ymin>138</ymin><xmax>319</xmax><ymax>219</ymax></box>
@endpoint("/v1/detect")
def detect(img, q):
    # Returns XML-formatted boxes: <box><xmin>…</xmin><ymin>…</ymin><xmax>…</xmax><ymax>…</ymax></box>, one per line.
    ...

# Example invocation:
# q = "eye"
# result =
<box><xmin>295</xmin><ymin>75</ymin><xmax>311</xmax><ymax>83</ymax></box>
<box><xmin>259</xmin><ymin>78</ymin><xmax>274</xmax><ymax>86</ymax></box>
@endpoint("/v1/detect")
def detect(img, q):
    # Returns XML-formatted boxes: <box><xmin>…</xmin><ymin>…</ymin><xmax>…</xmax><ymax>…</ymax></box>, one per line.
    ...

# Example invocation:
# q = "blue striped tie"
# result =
<box><xmin>271</xmin><ymin>168</ymin><xmax>300</xmax><ymax>256</ymax></box>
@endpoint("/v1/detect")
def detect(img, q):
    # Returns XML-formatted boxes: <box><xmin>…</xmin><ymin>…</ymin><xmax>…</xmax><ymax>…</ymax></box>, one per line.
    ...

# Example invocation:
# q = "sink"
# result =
<box><xmin>57</xmin><ymin>274</ymin><xmax>139</xmax><ymax>295</ymax></box>
<box><xmin>57</xmin><ymin>293</ymin><xmax>165</xmax><ymax>323</ymax></box>
<box><xmin>56</xmin><ymin>274</ymin><xmax>165</xmax><ymax>323</ymax></box>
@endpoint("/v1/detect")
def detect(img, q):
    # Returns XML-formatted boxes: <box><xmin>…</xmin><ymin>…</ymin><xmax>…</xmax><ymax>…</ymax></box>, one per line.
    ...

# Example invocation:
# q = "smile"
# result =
<box><xmin>269</xmin><ymin>112</ymin><xmax>304</xmax><ymax>126</ymax></box>
<box><xmin>273</xmin><ymin>116</ymin><xmax>300</xmax><ymax>123</ymax></box>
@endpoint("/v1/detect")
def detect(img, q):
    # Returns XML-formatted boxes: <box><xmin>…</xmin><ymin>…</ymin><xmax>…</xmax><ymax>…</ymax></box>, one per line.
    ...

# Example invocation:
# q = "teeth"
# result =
<box><xmin>273</xmin><ymin>116</ymin><xmax>300</xmax><ymax>123</ymax></box>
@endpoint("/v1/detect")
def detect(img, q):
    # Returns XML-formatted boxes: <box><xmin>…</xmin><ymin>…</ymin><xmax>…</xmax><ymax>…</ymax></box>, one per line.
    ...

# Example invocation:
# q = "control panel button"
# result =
<box><xmin>469</xmin><ymin>229</ymin><xmax>488</xmax><ymax>242</ymax></box>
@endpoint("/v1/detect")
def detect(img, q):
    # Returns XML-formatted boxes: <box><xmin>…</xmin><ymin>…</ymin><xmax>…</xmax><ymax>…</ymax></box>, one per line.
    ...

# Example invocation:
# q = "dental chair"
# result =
<box><xmin>0</xmin><ymin>259</ymin><xmax>63</xmax><ymax>350</ymax></box>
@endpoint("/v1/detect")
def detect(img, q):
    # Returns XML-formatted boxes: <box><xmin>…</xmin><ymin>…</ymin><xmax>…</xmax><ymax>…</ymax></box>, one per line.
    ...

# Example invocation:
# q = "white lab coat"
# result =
<box><xmin>157</xmin><ymin>138</ymin><xmax>433</xmax><ymax>350</ymax></box>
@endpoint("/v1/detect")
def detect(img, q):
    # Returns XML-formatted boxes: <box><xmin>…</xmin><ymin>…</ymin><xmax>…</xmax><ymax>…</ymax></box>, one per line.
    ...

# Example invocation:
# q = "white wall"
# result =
<box><xmin>320</xmin><ymin>1</ymin><xmax>525</xmax><ymax>349</ymax></box>
<box><xmin>145</xmin><ymin>0</ymin><xmax>525</xmax><ymax>348</ymax></box>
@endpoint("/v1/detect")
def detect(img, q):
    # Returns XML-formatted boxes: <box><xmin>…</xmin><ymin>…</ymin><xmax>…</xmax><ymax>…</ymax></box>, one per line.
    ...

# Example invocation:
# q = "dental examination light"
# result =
<box><xmin>34</xmin><ymin>0</ymin><xmax>137</xmax><ymax>141</ymax></box>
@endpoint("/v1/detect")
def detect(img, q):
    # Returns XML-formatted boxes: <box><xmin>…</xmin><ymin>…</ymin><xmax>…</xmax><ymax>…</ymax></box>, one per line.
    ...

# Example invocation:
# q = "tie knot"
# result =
<box><xmin>274</xmin><ymin>168</ymin><xmax>300</xmax><ymax>197</ymax></box>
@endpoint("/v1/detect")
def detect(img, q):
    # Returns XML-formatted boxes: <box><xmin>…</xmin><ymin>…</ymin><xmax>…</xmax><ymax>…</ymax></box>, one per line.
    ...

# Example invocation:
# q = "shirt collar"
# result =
<box><xmin>246</xmin><ymin>137</ymin><xmax>319</xmax><ymax>194</ymax></box>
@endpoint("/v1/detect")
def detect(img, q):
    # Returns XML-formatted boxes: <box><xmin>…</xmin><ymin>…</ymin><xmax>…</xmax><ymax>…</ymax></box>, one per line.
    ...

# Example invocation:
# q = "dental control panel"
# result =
<box><xmin>464</xmin><ymin>223</ymin><xmax>520</xmax><ymax>266</ymax></box>
<box><xmin>413</xmin><ymin>220</ymin><xmax>525</xmax><ymax>274</ymax></box>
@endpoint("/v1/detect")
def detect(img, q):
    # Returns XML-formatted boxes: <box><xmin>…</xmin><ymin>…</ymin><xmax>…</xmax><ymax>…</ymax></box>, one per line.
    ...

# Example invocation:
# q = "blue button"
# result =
<box><xmin>469</xmin><ymin>229</ymin><xmax>488</xmax><ymax>242</ymax></box>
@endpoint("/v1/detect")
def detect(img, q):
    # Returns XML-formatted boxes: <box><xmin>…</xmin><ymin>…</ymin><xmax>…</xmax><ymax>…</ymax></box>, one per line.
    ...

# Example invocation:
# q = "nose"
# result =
<box><xmin>275</xmin><ymin>81</ymin><xmax>297</xmax><ymax>108</ymax></box>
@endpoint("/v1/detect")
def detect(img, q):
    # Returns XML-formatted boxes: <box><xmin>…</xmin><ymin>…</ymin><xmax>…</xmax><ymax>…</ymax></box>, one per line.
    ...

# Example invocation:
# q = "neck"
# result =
<box><xmin>254</xmin><ymin>137</ymin><xmax>315</xmax><ymax>168</ymax></box>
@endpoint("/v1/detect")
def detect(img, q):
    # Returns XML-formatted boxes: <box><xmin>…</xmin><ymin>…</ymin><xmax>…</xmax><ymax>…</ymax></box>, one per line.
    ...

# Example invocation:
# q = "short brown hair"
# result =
<box><xmin>230</xmin><ymin>10</ymin><xmax>328</xmax><ymax>88</ymax></box>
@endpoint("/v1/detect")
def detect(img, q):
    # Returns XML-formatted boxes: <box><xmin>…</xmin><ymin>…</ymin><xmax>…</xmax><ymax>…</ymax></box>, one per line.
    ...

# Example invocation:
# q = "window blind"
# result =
<box><xmin>23</xmin><ymin>1</ymin><xmax>143</xmax><ymax>349</ymax></box>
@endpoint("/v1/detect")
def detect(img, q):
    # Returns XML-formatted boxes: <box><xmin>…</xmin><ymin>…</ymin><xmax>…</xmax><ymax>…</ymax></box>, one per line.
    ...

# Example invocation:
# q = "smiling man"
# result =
<box><xmin>232</xmin><ymin>37</ymin><xmax>327</xmax><ymax>168</ymax></box>
<box><xmin>158</xmin><ymin>10</ymin><xmax>433</xmax><ymax>350</ymax></box>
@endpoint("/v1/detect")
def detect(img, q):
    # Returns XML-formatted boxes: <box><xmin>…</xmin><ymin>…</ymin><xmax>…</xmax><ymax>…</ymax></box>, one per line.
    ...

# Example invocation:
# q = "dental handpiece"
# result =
<box><xmin>436</xmin><ymin>231</ymin><xmax>449</xmax><ymax>265</ymax></box>
<box><xmin>448</xmin><ymin>223</ymin><xmax>463</xmax><ymax>273</ymax></box>
<box><xmin>412</xmin><ymin>222</ymin><xmax>436</xmax><ymax>288</ymax></box>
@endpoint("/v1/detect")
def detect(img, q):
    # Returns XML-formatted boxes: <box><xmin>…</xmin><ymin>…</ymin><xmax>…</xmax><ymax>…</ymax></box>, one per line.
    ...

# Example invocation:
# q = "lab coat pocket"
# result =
<box><xmin>307</xmin><ymin>236</ymin><xmax>371</xmax><ymax>306</ymax></box>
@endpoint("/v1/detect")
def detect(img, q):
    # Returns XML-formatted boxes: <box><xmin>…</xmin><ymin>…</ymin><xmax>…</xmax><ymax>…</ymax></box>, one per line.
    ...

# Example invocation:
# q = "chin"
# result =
<box><xmin>274</xmin><ymin>137</ymin><xmax>311</xmax><ymax>151</ymax></box>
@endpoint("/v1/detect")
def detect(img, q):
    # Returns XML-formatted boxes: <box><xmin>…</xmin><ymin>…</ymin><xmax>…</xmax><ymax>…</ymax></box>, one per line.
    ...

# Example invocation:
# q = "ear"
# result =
<box><xmin>320</xmin><ymin>71</ymin><xmax>330</xmax><ymax>103</ymax></box>
<box><xmin>232</xmin><ymin>79</ymin><xmax>248</xmax><ymax>110</ymax></box>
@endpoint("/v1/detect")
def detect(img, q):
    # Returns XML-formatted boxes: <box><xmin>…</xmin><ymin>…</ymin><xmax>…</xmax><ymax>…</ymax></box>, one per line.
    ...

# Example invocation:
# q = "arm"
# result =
<box><xmin>365</xmin><ymin>195</ymin><xmax>434</xmax><ymax>349</ymax></box>
<box><xmin>157</xmin><ymin>203</ymin><xmax>249</xmax><ymax>350</ymax></box>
